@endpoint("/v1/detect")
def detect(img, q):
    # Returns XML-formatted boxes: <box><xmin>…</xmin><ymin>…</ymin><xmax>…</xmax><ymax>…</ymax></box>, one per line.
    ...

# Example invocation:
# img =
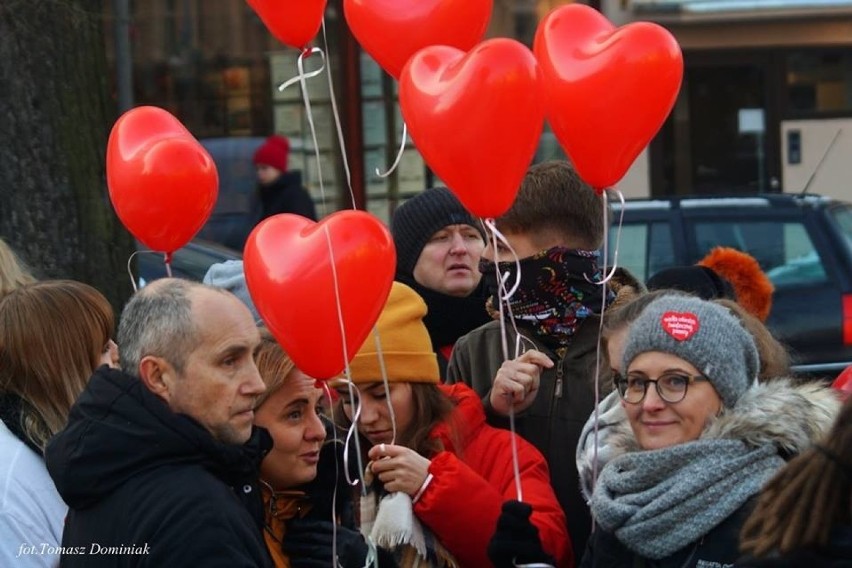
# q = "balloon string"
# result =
<box><xmin>594</xmin><ymin>188</ymin><xmax>625</xmax><ymax>285</ymax></box>
<box><xmin>588</xmin><ymin>187</ymin><xmax>624</xmax><ymax>532</ymax></box>
<box><xmin>323</xmin><ymin>224</ymin><xmax>366</xmax><ymax>492</ymax></box>
<box><xmin>483</xmin><ymin>218</ymin><xmax>525</xmax><ymax>361</ymax></box>
<box><xmin>126</xmin><ymin>249</ymin><xmax>174</xmax><ymax>292</ymax></box>
<box><xmin>126</xmin><ymin>250</ymin><xmax>143</xmax><ymax>293</ymax></box>
<box><xmin>372</xmin><ymin>330</ymin><xmax>398</xmax><ymax>445</ymax></box>
<box><xmin>279</xmin><ymin>47</ymin><xmax>329</xmax><ymax>217</ymax></box>
<box><xmin>483</xmin><ymin>218</ymin><xmax>535</xmax><ymax>503</ymax></box>
<box><xmin>375</xmin><ymin>122</ymin><xmax>407</xmax><ymax>178</ymax></box>
<box><xmin>320</xmin><ymin>381</ymin><xmax>341</xmax><ymax>564</ymax></box>
<box><xmin>164</xmin><ymin>253</ymin><xmax>173</xmax><ymax>278</ymax></box>
<box><xmin>320</xmin><ymin>18</ymin><xmax>356</xmax><ymax>210</ymax></box>
<box><xmin>340</xmin><ymin>378</ymin><xmax>366</xmax><ymax>493</ymax></box>
<box><xmin>508</xmin><ymin>405</ymin><xmax>523</xmax><ymax>502</ymax></box>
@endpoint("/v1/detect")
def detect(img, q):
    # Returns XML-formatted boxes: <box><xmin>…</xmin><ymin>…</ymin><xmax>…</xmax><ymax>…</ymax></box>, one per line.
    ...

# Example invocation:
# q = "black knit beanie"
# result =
<box><xmin>391</xmin><ymin>187</ymin><xmax>484</xmax><ymax>279</ymax></box>
<box><xmin>646</xmin><ymin>265</ymin><xmax>736</xmax><ymax>301</ymax></box>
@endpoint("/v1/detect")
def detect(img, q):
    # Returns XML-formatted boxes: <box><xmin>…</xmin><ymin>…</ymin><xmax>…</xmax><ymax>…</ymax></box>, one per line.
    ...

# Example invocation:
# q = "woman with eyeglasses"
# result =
<box><xmin>579</xmin><ymin>295</ymin><xmax>840</xmax><ymax>568</ymax></box>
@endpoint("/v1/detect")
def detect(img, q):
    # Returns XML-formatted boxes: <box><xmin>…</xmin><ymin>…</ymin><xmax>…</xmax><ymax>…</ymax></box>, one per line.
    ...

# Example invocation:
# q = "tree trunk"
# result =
<box><xmin>0</xmin><ymin>0</ymin><xmax>134</xmax><ymax>311</ymax></box>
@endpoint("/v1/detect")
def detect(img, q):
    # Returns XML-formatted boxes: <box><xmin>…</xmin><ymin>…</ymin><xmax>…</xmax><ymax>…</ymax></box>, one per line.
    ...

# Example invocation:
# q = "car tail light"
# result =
<box><xmin>844</xmin><ymin>294</ymin><xmax>852</xmax><ymax>345</ymax></box>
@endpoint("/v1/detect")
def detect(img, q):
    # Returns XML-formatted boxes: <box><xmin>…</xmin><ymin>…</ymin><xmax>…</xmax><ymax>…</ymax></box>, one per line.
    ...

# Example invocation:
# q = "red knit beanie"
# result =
<box><xmin>253</xmin><ymin>135</ymin><xmax>290</xmax><ymax>172</ymax></box>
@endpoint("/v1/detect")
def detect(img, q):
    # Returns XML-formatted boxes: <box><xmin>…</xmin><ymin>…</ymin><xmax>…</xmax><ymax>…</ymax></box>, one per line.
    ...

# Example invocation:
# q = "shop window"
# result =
<box><xmin>787</xmin><ymin>50</ymin><xmax>852</xmax><ymax>114</ymax></box>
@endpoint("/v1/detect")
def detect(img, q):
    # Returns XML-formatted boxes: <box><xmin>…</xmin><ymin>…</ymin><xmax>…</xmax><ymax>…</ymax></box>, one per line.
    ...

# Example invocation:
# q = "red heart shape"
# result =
<box><xmin>661</xmin><ymin>311</ymin><xmax>700</xmax><ymax>342</ymax></box>
<box><xmin>534</xmin><ymin>4</ymin><xmax>682</xmax><ymax>190</ymax></box>
<box><xmin>107</xmin><ymin>106</ymin><xmax>218</xmax><ymax>253</ymax></box>
<box><xmin>246</xmin><ymin>0</ymin><xmax>327</xmax><ymax>50</ymax></box>
<box><xmin>344</xmin><ymin>0</ymin><xmax>492</xmax><ymax>79</ymax></box>
<box><xmin>243</xmin><ymin>211</ymin><xmax>396</xmax><ymax>380</ymax></box>
<box><xmin>400</xmin><ymin>39</ymin><xmax>544</xmax><ymax>218</ymax></box>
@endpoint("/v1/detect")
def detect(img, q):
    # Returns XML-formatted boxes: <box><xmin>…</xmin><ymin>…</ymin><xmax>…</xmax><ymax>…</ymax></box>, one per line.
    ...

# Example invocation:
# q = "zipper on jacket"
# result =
<box><xmin>554</xmin><ymin>356</ymin><xmax>565</xmax><ymax>399</ymax></box>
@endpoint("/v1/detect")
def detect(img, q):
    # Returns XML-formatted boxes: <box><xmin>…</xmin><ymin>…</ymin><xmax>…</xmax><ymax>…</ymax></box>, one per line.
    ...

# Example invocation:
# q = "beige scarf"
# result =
<box><xmin>358</xmin><ymin>470</ymin><xmax>459</xmax><ymax>568</ymax></box>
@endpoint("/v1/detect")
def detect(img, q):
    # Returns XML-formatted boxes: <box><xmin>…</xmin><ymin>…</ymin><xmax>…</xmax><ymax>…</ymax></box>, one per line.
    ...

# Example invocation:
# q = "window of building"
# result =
<box><xmin>787</xmin><ymin>50</ymin><xmax>852</xmax><ymax>114</ymax></box>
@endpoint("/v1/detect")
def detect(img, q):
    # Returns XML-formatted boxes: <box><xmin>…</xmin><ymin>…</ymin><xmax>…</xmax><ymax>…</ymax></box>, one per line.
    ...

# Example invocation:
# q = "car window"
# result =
<box><xmin>607</xmin><ymin>222</ymin><xmax>676</xmax><ymax>282</ymax></box>
<box><xmin>831</xmin><ymin>204</ymin><xmax>852</xmax><ymax>254</ymax></box>
<box><xmin>693</xmin><ymin>220</ymin><xmax>827</xmax><ymax>287</ymax></box>
<box><xmin>135</xmin><ymin>241</ymin><xmax>241</xmax><ymax>288</ymax></box>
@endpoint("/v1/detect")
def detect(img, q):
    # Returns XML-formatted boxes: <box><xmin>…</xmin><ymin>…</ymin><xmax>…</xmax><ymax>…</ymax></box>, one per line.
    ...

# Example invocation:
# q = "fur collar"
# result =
<box><xmin>607</xmin><ymin>378</ymin><xmax>840</xmax><ymax>458</ymax></box>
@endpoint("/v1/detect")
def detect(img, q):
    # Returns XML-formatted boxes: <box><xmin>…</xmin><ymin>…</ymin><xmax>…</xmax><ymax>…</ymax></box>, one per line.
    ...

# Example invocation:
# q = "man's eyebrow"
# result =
<box><xmin>219</xmin><ymin>343</ymin><xmax>251</xmax><ymax>358</ymax></box>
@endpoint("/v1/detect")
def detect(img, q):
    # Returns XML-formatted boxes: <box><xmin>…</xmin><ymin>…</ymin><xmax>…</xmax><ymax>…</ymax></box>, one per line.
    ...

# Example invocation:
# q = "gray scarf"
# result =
<box><xmin>591</xmin><ymin>438</ymin><xmax>784</xmax><ymax>560</ymax></box>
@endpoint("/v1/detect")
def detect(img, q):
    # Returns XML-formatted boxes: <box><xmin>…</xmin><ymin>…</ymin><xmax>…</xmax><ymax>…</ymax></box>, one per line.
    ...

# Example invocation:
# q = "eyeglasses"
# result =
<box><xmin>614</xmin><ymin>372</ymin><xmax>708</xmax><ymax>404</ymax></box>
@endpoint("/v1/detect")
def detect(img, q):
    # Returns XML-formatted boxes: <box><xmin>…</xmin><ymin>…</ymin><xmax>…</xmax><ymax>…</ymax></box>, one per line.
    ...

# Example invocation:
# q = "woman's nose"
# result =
<box><xmin>642</xmin><ymin>383</ymin><xmax>667</xmax><ymax>411</ymax></box>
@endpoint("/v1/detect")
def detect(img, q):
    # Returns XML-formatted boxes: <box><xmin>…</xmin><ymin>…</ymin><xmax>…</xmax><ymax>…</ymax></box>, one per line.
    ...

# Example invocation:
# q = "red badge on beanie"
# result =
<box><xmin>661</xmin><ymin>311</ymin><xmax>700</xmax><ymax>341</ymax></box>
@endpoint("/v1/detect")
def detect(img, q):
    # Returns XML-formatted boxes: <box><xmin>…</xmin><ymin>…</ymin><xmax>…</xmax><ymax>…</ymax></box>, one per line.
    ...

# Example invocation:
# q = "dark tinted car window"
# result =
<box><xmin>693</xmin><ymin>220</ymin><xmax>827</xmax><ymax>287</ymax></box>
<box><xmin>832</xmin><ymin>204</ymin><xmax>852</xmax><ymax>254</ymax></box>
<box><xmin>136</xmin><ymin>241</ymin><xmax>241</xmax><ymax>287</ymax></box>
<box><xmin>608</xmin><ymin>222</ymin><xmax>676</xmax><ymax>282</ymax></box>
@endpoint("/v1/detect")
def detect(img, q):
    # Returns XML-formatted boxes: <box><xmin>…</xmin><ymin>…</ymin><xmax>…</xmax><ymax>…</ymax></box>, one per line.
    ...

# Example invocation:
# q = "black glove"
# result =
<box><xmin>283</xmin><ymin>518</ymin><xmax>368</xmax><ymax>568</ymax></box>
<box><xmin>488</xmin><ymin>500</ymin><xmax>556</xmax><ymax>568</ymax></box>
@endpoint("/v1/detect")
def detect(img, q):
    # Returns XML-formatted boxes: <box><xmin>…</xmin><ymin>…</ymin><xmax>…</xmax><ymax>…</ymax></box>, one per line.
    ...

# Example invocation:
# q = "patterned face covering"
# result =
<box><xmin>479</xmin><ymin>247</ymin><xmax>612</xmax><ymax>348</ymax></box>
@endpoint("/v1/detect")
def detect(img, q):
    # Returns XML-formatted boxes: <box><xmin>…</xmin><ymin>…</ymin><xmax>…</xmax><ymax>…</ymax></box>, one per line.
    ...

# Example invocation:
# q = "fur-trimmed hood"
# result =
<box><xmin>609</xmin><ymin>378</ymin><xmax>839</xmax><ymax>458</ymax></box>
<box><xmin>578</xmin><ymin>378</ymin><xmax>840</xmax><ymax>501</ymax></box>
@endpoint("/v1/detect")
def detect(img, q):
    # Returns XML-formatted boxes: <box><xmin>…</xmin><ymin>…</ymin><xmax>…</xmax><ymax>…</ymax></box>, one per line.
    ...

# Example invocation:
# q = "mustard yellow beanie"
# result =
<box><xmin>347</xmin><ymin>282</ymin><xmax>439</xmax><ymax>384</ymax></box>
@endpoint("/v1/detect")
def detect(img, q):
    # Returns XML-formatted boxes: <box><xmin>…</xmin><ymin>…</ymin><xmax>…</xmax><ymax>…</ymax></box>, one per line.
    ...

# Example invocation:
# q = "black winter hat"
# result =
<box><xmin>391</xmin><ymin>187</ymin><xmax>483</xmax><ymax>279</ymax></box>
<box><xmin>646</xmin><ymin>265</ymin><xmax>736</xmax><ymax>301</ymax></box>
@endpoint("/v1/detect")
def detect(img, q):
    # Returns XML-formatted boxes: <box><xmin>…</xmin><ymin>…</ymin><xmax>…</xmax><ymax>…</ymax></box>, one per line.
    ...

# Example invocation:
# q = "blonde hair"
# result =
<box><xmin>253</xmin><ymin>328</ymin><xmax>297</xmax><ymax>408</ymax></box>
<box><xmin>0</xmin><ymin>280</ymin><xmax>114</xmax><ymax>451</ymax></box>
<box><xmin>0</xmin><ymin>239</ymin><xmax>35</xmax><ymax>299</ymax></box>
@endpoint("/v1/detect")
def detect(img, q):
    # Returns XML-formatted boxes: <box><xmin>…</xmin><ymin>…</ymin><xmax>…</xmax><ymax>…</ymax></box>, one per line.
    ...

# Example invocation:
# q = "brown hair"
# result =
<box><xmin>253</xmin><ymin>328</ymin><xmax>296</xmax><ymax>408</ymax></box>
<box><xmin>497</xmin><ymin>161</ymin><xmax>606</xmax><ymax>250</ymax></box>
<box><xmin>740</xmin><ymin>396</ymin><xmax>852</xmax><ymax>557</ymax></box>
<box><xmin>334</xmin><ymin>382</ymin><xmax>456</xmax><ymax>459</ymax></box>
<box><xmin>0</xmin><ymin>238</ymin><xmax>36</xmax><ymax>299</ymax></box>
<box><xmin>0</xmin><ymin>280</ymin><xmax>114</xmax><ymax>451</ymax></box>
<box><xmin>714</xmin><ymin>299</ymin><xmax>790</xmax><ymax>382</ymax></box>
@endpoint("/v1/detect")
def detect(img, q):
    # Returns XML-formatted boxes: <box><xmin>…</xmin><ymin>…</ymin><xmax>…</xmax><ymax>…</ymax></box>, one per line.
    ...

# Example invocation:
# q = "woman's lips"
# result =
<box><xmin>299</xmin><ymin>451</ymin><xmax>320</xmax><ymax>465</ymax></box>
<box><xmin>366</xmin><ymin>430</ymin><xmax>392</xmax><ymax>443</ymax></box>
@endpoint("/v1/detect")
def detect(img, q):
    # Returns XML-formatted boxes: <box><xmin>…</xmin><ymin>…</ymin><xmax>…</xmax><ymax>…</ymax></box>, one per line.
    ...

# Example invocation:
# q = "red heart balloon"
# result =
<box><xmin>246</xmin><ymin>0</ymin><xmax>326</xmax><ymax>50</ymax></box>
<box><xmin>243</xmin><ymin>211</ymin><xmax>396</xmax><ymax>380</ymax></box>
<box><xmin>534</xmin><ymin>4</ymin><xmax>683</xmax><ymax>191</ymax></box>
<box><xmin>107</xmin><ymin>106</ymin><xmax>218</xmax><ymax>253</ymax></box>
<box><xmin>399</xmin><ymin>39</ymin><xmax>544</xmax><ymax>219</ymax></box>
<box><xmin>344</xmin><ymin>0</ymin><xmax>492</xmax><ymax>80</ymax></box>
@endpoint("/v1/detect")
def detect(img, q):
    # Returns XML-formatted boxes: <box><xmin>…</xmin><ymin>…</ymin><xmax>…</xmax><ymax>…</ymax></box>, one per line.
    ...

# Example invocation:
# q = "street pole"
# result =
<box><xmin>113</xmin><ymin>0</ymin><xmax>134</xmax><ymax>113</ymax></box>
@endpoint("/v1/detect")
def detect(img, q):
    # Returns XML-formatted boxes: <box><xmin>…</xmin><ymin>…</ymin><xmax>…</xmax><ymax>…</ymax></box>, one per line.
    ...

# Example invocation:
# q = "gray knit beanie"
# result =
<box><xmin>202</xmin><ymin>260</ymin><xmax>261</xmax><ymax>323</ymax></box>
<box><xmin>390</xmin><ymin>187</ymin><xmax>483</xmax><ymax>279</ymax></box>
<box><xmin>622</xmin><ymin>295</ymin><xmax>759</xmax><ymax>408</ymax></box>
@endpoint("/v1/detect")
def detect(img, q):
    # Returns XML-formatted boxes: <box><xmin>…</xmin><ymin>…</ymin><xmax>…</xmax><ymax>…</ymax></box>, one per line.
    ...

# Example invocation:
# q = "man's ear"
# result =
<box><xmin>139</xmin><ymin>356</ymin><xmax>174</xmax><ymax>403</ymax></box>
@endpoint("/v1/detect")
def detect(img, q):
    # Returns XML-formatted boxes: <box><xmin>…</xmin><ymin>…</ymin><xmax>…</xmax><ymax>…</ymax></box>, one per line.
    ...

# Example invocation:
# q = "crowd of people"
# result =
<box><xmin>0</xmin><ymin>160</ymin><xmax>849</xmax><ymax>567</ymax></box>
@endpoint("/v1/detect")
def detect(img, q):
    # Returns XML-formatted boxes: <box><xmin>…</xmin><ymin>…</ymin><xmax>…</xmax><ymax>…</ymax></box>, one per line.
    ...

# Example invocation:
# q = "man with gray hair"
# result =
<box><xmin>46</xmin><ymin>278</ymin><xmax>272</xmax><ymax>567</ymax></box>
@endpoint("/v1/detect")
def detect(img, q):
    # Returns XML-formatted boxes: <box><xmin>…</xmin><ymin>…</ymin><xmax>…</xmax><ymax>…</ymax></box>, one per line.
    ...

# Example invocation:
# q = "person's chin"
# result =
<box><xmin>301</xmin><ymin>466</ymin><xmax>319</xmax><ymax>484</ymax></box>
<box><xmin>442</xmin><ymin>278</ymin><xmax>477</xmax><ymax>297</ymax></box>
<box><xmin>637</xmin><ymin>429</ymin><xmax>681</xmax><ymax>451</ymax></box>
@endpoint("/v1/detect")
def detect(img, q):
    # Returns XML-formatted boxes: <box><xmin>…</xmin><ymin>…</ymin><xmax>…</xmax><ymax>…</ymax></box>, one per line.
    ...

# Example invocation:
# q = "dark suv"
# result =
<box><xmin>609</xmin><ymin>193</ymin><xmax>852</xmax><ymax>378</ymax></box>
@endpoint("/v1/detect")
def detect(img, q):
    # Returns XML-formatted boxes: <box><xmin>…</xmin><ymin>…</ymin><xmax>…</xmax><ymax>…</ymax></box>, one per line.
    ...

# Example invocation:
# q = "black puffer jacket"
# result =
<box><xmin>257</xmin><ymin>171</ymin><xmax>316</xmax><ymax>222</ymax></box>
<box><xmin>735</xmin><ymin>526</ymin><xmax>852</xmax><ymax>568</ymax></box>
<box><xmin>45</xmin><ymin>367</ymin><xmax>273</xmax><ymax>567</ymax></box>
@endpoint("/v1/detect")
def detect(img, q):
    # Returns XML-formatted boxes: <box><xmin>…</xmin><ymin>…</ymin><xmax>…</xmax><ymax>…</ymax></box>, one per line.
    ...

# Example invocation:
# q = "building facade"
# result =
<box><xmin>103</xmin><ymin>0</ymin><xmax>852</xmax><ymax>229</ymax></box>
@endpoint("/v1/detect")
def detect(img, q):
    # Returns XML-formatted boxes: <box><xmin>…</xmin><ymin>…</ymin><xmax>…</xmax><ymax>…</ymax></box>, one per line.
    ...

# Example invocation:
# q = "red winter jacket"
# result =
<box><xmin>414</xmin><ymin>383</ymin><xmax>572</xmax><ymax>568</ymax></box>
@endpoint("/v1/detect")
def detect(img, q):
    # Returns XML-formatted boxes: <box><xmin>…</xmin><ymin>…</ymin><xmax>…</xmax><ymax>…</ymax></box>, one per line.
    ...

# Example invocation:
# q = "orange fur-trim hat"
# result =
<box><xmin>698</xmin><ymin>247</ymin><xmax>774</xmax><ymax>322</ymax></box>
